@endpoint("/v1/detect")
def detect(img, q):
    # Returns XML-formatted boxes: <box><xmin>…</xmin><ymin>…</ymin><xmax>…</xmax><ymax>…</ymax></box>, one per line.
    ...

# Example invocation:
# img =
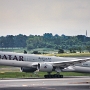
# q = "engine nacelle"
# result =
<box><xmin>21</xmin><ymin>67</ymin><xmax>37</xmax><ymax>72</ymax></box>
<box><xmin>38</xmin><ymin>63</ymin><xmax>53</xmax><ymax>72</ymax></box>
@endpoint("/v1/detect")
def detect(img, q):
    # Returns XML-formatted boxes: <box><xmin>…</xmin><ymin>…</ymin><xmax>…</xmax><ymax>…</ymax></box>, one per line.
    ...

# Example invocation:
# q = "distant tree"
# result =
<box><xmin>69</xmin><ymin>48</ymin><xmax>76</xmax><ymax>53</ymax></box>
<box><xmin>77</xmin><ymin>35</ymin><xmax>85</xmax><ymax>42</ymax></box>
<box><xmin>0</xmin><ymin>36</ymin><xmax>5</xmax><ymax>48</ymax></box>
<box><xmin>43</xmin><ymin>33</ymin><xmax>53</xmax><ymax>38</ymax></box>
<box><xmin>69</xmin><ymin>48</ymin><xmax>72</xmax><ymax>53</ymax></box>
<box><xmin>77</xmin><ymin>47</ymin><xmax>82</xmax><ymax>53</ymax></box>
<box><xmin>58</xmin><ymin>49</ymin><xmax>64</xmax><ymax>53</ymax></box>
<box><xmin>27</xmin><ymin>44</ymin><xmax>34</xmax><ymax>50</ymax></box>
<box><xmin>0</xmin><ymin>33</ymin><xmax>90</xmax><ymax>51</ymax></box>
<box><xmin>32</xmin><ymin>51</ymin><xmax>41</xmax><ymax>54</ymax></box>
<box><xmin>86</xmin><ymin>46</ymin><xmax>90</xmax><ymax>53</ymax></box>
<box><xmin>14</xmin><ymin>34</ymin><xmax>27</xmax><ymax>48</ymax></box>
<box><xmin>6</xmin><ymin>35</ymin><xmax>14</xmax><ymax>48</ymax></box>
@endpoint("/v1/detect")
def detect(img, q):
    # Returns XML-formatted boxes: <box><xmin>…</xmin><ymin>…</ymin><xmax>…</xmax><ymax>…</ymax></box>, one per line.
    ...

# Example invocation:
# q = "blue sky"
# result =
<box><xmin>0</xmin><ymin>0</ymin><xmax>90</xmax><ymax>36</ymax></box>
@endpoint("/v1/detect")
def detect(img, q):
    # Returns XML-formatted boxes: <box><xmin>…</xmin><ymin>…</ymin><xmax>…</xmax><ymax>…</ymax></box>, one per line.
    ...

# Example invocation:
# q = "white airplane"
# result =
<box><xmin>0</xmin><ymin>51</ymin><xmax>90</xmax><ymax>78</ymax></box>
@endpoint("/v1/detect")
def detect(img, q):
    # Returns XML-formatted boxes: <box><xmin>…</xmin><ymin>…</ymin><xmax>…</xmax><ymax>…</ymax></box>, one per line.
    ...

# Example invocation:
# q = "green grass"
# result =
<box><xmin>0</xmin><ymin>65</ymin><xmax>13</xmax><ymax>68</ymax></box>
<box><xmin>61</xmin><ymin>72</ymin><xmax>90</xmax><ymax>76</ymax></box>
<box><xmin>0</xmin><ymin>48</ymin><xmax>26</xmax><ymax>53</ymax></box>
<box><xmin>0</xmin><ymin>72</ymin><xmax>30</xmax><ymax>78</ymax></box>
<box><xmin>0</xmin><ymin>48</ymin><xmax>90</xmax><ymax>57</ymax></box>
<box><xmin>47</xmin><ymin>53</ymin><xmax>90</xmax><ymax>57</ymax></box>
<box><xmin>0</xmin><ymin>72</ymin><xmax>90</xmax><ymax>78</ymax></box>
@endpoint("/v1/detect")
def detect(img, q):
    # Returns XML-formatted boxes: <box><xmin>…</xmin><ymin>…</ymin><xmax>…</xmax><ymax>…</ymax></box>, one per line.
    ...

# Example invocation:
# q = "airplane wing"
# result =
<box><xmin>52</xmin><ymin>58</ymin><xmax>90</xmax><ymax>68</ymax></box>
<box><xmin>30</xmin><ymin>58</ymin><xmax>90</xmax><ymax>71</ymax></box>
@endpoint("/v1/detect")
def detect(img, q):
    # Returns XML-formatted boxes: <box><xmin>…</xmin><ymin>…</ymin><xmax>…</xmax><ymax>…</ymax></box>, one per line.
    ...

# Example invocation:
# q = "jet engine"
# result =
<box><xmin>21</xmin><ymin>67</ymin><xmax>37</xmax><ymax>72</ymax></box>
<box><xmin>37</xmin><ymin>63</ymin><xmax>53</xmax><ymax>72</ymax></box>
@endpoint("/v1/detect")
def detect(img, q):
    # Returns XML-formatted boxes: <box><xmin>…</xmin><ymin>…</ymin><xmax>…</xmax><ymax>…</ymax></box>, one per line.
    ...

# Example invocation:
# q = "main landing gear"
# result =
<box><xmin>44</xmin><ymin>74</ymin><xmax>63</xmax><ymax>78</ymax></box>
<box><xmin>44</xmin><ymin>67</ymin><xmax>64</xmax><ymax>78</ymax></box>
<box><xmin>44</xmin><ymin>72</ymin><xmax>63</xmax><ymax>78</ymax></box>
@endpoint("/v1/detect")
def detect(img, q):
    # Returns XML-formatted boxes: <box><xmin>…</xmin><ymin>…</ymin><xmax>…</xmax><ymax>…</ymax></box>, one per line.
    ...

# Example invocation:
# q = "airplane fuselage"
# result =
<box><xmin>0</xmin><ymin>51</ymin><xmax>90</xmax><ymax>73</ymax></box>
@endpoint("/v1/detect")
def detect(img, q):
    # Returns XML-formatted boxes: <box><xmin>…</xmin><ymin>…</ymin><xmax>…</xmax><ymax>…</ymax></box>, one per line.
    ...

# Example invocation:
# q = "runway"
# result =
<box><xmin>0</xmin><ymin>76</ymin><xmax>90</xmax><ymax>90</ymax></box>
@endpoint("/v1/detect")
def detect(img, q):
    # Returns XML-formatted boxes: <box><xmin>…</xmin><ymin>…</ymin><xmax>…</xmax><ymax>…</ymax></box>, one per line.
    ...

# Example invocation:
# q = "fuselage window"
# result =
<box><xmin>38</xmin><ymin>57</ymin><xmax>52</xmax><ymax>61</ymax></box>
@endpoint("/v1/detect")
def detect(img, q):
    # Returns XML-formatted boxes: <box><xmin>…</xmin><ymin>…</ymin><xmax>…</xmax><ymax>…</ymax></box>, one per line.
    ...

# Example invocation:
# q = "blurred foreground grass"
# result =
<box><xmin>0</xmin><ymin>71</ymin><xmax>90</xmax><ymax>78</ymax></box>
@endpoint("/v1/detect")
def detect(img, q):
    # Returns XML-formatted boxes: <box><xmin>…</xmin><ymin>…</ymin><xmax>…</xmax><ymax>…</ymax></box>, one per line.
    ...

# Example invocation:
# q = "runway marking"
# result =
<box><xmin>22</xmin><ymin>85</ymin><xmax>28</xmax><ymax>87</ymax></box>
<box><xmin>32</xmin><ymin>84</ymin><xmax>35</xmax><ymax>86</ymax></box>
<box><xmin>47</xmin><ymin>88</ymin><xmax>56</xmax><ymax>90</ymax></box>
<box><xmin>70</xmin><ymin>81</ymin><xmax>90</xmax><ymax>84</ymax></box>
<box><xmin>41</xmin><ymin>87</ymin><xmax>56</xmax><ymax>90</ymax></box>
<box><xmin>0</xmin><ymin>77</ymin><xmax>89</xmax><ymax>82</ymax></box>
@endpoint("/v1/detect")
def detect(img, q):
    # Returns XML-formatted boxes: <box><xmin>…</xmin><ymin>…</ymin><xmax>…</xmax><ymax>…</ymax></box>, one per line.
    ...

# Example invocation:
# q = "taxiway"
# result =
<box><xmin>0</xmin><ymin>76</ymin><xmax>90</xmax><ymax>90</ymax></box>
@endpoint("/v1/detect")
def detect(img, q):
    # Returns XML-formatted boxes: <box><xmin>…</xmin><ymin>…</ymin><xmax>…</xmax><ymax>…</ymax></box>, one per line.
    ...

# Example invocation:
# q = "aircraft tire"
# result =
<box><xmin>44</xmin><ymin>75</ymin><xmax>47</xmax><ymax>78</ymax></box>
<box><xmin>60</xmin><ymin>75</ymin><xmax>63</xmax><ymax>78</ymax></box>
<box><xmin>44</xmin><ymin>74</ymin><xmax>63</xmax><ymax>78</ymax></box>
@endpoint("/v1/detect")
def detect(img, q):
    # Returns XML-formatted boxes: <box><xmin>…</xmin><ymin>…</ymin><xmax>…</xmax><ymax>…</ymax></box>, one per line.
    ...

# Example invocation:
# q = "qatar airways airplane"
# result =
<box><xmin>0</xmin><ymin>51</ymin><xmax>90</xmax><ymax>78</ymax></box>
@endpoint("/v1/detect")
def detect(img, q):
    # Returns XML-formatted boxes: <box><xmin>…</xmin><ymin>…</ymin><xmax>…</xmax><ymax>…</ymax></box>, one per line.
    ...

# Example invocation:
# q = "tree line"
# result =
<box><xmin>0</xmin><ymin>33</ymin><xmax>90</xmax><ymax>52</ymax></box>
<box><xmin>0</xmin><ymin>34</ymin><xmax>27</xmax><ymax>48</ymax></box>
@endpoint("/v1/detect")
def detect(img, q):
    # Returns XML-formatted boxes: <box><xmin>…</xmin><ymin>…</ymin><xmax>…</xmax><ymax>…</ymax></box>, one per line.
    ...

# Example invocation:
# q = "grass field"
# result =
<box><xmin>0</xmin><ymin>72</ymin><xmax>90</xmax><ymax>78</ymax></box>
<box><xmin>0</xmin><ymin>67</ymin><xmax>90</xmax><ymax>78</ymax></box>
<box><xmin>44</xmin><ymin>51</ymin><xmax>90</xmax><ymax>57</ymax></box>
<box><xmin>0</xmin><ymin>48</ymin><xmax>90</xmax><ymax>57</ymax></box>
